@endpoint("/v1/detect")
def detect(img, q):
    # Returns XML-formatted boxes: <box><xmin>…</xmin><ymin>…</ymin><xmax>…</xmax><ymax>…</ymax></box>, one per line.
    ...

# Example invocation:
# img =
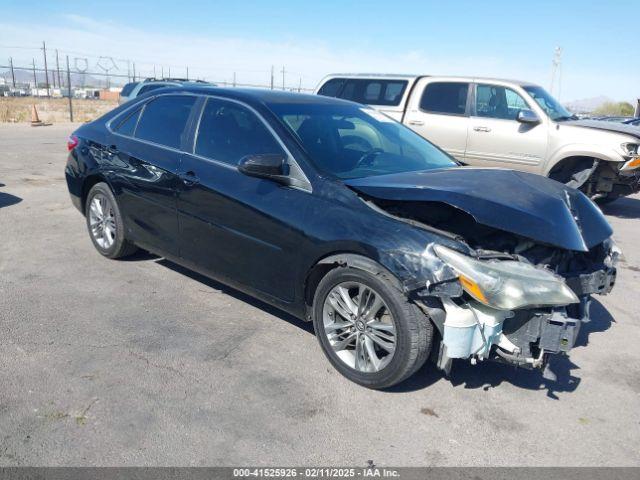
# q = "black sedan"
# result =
<box><xmin>65</xmin><ymin>87</ymin><xmax>618</xmax><ymax>388</ymax></box>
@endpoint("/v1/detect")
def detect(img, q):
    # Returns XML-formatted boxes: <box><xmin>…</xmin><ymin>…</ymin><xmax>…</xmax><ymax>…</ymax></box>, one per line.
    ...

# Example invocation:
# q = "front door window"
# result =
<box><xmin>475</xmin><ymin>84</ymin><xmax>530</xmax><ymax>120</ymax></box>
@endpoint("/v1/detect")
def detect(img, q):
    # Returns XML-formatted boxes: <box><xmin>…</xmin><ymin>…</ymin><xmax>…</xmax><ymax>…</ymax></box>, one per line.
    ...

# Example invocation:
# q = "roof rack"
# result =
<box><xmin>142</xmin><ymin>77</ymin><xmax>209</xmax><ymax>83</ymax></box>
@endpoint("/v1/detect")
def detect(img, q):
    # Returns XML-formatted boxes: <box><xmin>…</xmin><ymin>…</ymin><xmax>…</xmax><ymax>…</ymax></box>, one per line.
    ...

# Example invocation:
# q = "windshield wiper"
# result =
<box><xmin>554</xmin><ymin>115</ymin><xmax>578</xmax><ymax>122</ymax></box>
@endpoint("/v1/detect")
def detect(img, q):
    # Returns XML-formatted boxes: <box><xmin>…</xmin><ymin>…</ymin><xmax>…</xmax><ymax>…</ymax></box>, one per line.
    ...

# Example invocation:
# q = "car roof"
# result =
<box><xmin>149</xmin><ymin>85</ymin><xmax>360</xmax><ymax>107</ymax></box>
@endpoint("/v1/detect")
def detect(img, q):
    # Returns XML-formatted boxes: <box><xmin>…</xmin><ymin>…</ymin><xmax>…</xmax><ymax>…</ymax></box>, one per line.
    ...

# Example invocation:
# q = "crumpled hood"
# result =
<box><xmin>345</xmin><ymin>167</ymin><xmax>613</xmax><ymax>252</ymax></box>
<box><xmin>562</xmin><ymin>119</ymin><xmax>640</xmax><ymax>140</ymax></box>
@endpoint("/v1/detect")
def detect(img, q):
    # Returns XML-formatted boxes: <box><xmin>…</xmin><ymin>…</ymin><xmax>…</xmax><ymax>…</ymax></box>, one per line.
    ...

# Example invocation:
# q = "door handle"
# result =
<box><xmin>408</xmin><ymin>120</ymin><xmax>424</xmax><ymax>126</ymax></box>
<box><xmin>178</xmin><ymin>170</ymin><xmax>199</xmax><ymax>186</ymax></box>
<box><xmin>473</xmin><ymin>126</ymin><xmax>491</xmax><ymax>132</ymax></box>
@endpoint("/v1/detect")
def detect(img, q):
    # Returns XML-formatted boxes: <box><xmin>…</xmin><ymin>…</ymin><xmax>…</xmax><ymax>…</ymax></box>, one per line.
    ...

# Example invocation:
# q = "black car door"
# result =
<box><xmin>177</xmin><ymin>96</ymin><xmax>311</xmax><ymax>303</ymax></box>
<box><xmin>108</xmin><ymin>94</ymin><xmax>198</xmax><ymax>256</ymax></box>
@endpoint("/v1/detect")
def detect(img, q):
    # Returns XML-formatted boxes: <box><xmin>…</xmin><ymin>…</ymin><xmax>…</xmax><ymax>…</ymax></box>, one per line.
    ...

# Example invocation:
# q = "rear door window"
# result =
<box><xmin>135</xmin><ymin>95</ymin><xmax>197</xmax><ymax>149</ymax></box>
<box><xmin>337</xmin><ymin>79</ymin><xmax>408</xmax><ymax>106</ymax></box>
<box><xmin>419</xmin><ymin>82</ymin><xmax>469</xmax><ymax>115</ymax></box>
<box><xmin>195</xmin><ymin>98</ymin><xmax>284</xmax><ymax>166</ymax></box>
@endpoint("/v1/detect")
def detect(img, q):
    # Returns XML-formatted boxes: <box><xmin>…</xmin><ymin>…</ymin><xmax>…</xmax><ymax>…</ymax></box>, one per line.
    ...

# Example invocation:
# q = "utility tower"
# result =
<box><xmin>550</xmin><ymin>46</ymin><xmax>563</xmax><ymax>100</ymax></box>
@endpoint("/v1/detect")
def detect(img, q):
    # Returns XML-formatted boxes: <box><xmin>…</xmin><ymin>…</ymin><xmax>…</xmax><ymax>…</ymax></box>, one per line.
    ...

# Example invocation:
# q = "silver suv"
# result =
<box><xmin>119</xmin><ymin>78</ymin><xmax>213</xmax><ymax>104</ymax></box>
<box><xmin>316</xmin><ymin>74</ymin><xmax>640</xmax><ymax>202</ymax></box>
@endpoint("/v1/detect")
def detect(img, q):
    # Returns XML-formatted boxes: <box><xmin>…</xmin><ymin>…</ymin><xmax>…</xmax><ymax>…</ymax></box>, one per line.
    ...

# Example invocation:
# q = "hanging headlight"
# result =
<box><xmin>434</xmin><ymin>245</ymin><xmax>579</xmax><ymax>310</ymax></box>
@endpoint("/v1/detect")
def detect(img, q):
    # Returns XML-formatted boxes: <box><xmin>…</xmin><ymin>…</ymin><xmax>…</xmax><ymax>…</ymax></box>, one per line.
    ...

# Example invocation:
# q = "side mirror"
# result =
<box><xmin>517</xmin><ymin>109</ymin><xmax>540</xmax><ymax>124</ymax></box>
<box><xmin>238</xmin><ymin>154</ymin><xmax>289</xmax><ymax>181</ymax></box>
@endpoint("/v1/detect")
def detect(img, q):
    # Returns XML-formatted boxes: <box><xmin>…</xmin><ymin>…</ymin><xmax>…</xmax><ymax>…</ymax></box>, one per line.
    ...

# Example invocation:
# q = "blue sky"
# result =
<box><xmin>1</xmin><ymin>0</ymin><xmax>638</xmax><ymax>102</ymax></box>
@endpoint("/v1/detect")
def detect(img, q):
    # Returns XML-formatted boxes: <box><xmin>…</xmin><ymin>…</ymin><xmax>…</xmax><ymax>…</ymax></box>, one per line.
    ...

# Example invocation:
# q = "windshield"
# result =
<box><xmin>268</xmin><ymin>103</ymin><xmax>456</xmax><ymax>179</ymax></box>
<box><xmin>523</xmin><ymin>86</ymin><xmax>574</xmax><ymax>121</ymax></box>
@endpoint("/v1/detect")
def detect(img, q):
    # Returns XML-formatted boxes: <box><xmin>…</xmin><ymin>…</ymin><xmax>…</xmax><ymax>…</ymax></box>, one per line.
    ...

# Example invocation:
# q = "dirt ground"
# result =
<box><xmin>0</xmin><ymin>97</ymin><xmax>117</xmax><ymax>124</ymax></box>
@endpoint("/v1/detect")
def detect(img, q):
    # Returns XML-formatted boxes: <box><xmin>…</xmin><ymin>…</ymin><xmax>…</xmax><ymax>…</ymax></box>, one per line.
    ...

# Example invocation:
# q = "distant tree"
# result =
<box><xmin>594</xmin><ymin>101</ymin><xmax>635</xmax><ymax>116</ymax></box>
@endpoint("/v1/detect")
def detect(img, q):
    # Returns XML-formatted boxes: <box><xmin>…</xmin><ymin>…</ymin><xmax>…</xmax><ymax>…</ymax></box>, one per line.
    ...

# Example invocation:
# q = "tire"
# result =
<box><xmin>85</xmin><ymin>182</ymin><xmax>138</xmax><ymax>259</ymax></box>
<box><xmin>312</xmin><ymin>266</ymin><xmax>433</xmax><ymax>389</ymax></box>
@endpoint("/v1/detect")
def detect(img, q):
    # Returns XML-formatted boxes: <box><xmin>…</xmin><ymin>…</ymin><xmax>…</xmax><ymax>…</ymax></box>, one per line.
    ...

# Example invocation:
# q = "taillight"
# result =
<box><xmin>67</xmin><ymin>135</ymin><xmax>79</xmax><ymax>151</ymax></box>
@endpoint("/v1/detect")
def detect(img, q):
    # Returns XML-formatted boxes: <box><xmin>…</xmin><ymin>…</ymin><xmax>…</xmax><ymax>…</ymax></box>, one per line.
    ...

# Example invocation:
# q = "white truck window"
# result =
<box><xmin>475</xmin><ymin>84</ymin><xmax>529</xmax><ymax>120</ymax></box>
<box><xmin>419</xmin><ymin>82</ymin><xmax>469</xmax><ymax>115</ymax></box>
<box><xmin>320</xmin><ymin>79</ymin><xmax>408</xmax><ymax>106</ymax></box>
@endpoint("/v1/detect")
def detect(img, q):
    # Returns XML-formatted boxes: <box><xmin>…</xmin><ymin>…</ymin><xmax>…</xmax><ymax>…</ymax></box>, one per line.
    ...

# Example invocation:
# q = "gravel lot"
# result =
<box><xmin>1</xmin><ymin>123</ymin><xmax>639</xmax><ymax>466</ymax></box>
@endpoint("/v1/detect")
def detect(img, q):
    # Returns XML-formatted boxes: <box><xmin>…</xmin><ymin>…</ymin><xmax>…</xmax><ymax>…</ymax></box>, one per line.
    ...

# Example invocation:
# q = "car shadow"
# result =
<box><xmin>600</xmin><ymin>196</ymin><xmax>640</xmax><ymax>219</ymax></box>
<box><xmin>387</xmin><ymin>299</ymin><xmax>614</xmax><ymax>399</ymax></box>
<box><xmin>129</xmin><ymin>253</ymin><xmax>615</xmax><ymax>397</ymax></box>
<box><xmin>0</xmin><ymin>191</ymin><xmax>23</xmax><ymax>209</ymax></box>
<box><xmin>155</xmin><ymin>258</ymin><xmax>315</xmax><ymax>334</ymax></box>
<box><xmin>119</xmin><ymin>250</ymin><xmax>160</xmax><ymax>262</ymax></box>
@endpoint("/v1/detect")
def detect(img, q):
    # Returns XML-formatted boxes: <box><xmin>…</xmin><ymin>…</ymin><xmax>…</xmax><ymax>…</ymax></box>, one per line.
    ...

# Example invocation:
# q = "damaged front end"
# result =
<box><xmin>384</xmin><ymin>237</ymin><xmax>618</xmax><ymax>375</ymax></box>
<box><xmin>346</xmin><ymin>168</ymin><xmax>620</xmax><ymax>374</ymax></box>
<box><xmin>563</xmin><ymin>157</ymin><xmax>640</xmax><ymax>201</ymax></box>
<box><xmin>421</xmin><ymin>239</ymin><xmax>617</xmax><ymax>374</ymax></box>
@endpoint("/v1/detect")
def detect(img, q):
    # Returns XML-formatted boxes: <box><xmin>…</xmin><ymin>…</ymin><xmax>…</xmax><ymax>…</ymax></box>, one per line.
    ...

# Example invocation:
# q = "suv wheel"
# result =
<box><xmin>85</xmin><ymin>182</ymin><xmax>138</xmax><ymax>259</ymax></box>
<box><xmin>312</xmin><ymin>267</ymin><xmax>433</xmax><ymax>389</ymax></box>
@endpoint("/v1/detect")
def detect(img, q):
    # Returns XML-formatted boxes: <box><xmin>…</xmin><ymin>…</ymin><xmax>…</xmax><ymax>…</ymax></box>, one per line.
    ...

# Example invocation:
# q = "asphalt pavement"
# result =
<box><xmin>1</xmin><ymin>123</ymin><xmax>639</xmax><ymax>466</ymax></box>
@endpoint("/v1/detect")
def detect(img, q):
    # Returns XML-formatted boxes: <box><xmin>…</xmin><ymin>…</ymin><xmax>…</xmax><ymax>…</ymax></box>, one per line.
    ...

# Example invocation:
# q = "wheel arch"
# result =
<box><xmin>303</xmin><ymin>252</ymin><xmax>403</xmax><ymax>321</ymax></box>
<box><xmin>546</xmin><ymin>155</ymin><xmax>598</xmax><ymax>180</ymax></box>
<box><xmin>81</xmin><ymin>174</ymin><xmax>110</xmax><ymax>215</ymax></box>
<box><xmin>544</xmin><ymin>146</ymin><xmax>624</xmax><ymax>177</ymax></box>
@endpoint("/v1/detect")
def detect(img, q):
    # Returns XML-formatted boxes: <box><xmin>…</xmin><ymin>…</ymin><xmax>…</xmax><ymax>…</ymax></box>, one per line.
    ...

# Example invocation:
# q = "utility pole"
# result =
<box><xmin>550</xmin><ymin>46</ymin><xmax>562</xmax><ymax>100</ymax></box>
<box><xmin>132</xmin><ymin>62</ymin><xmax>136</xmax><ymax>82</ymax></box>
<box><xmin>186</xmin><ymin>66</ymin><xmax>189</xmax><ymax>81</ymax></box>
<box><xmin>168</xmin><ymin>66</ymin><xmax>171</xmax><ymax>78</ymax></box>
<box><xmin>233</xmin><ymin>72</ymin><xmax>236</xmax><ymax>87</ymax></box>
<box><xmin>281</xmin><ymin>65</ymin><xmax>286</xmax><ymax>91</ymax></box>
<box><xmin>298</xmin><ymin>77</ymin><xmax>302</xmax><ymax>93</ymax></box>
<box><xmin>32</xmin><ymin>58</ymin><xmax>38</xmax><ymax>97</ymax></box>
<box><xmin>42</xmin><ymin>41</ymin><xmax>50</xmax><ymax>97</ymax></box>
<box><xmin>161</xmin><ymin>66</ymin><xmax>164</xmax><ymax>78</ymax></box>
<box><xmin>9</xmin><ymin>57</ymin><xmax>16</xmax><ymax>88</ymax></box>
<box><xmin>270</xmin><ymin>65</ymin><xmax>274</xmax><ymax>90</ymax></box>
<box><xmin>55</xmin><ymin>50</ymin><xmax>61</xmax><ymax>90</ymax></box>
<box><xmin>66</xmin><ymin>55</ymin><xmax>73</xmax><ymax>122</ymax></box>
<box><xmin>127</xmin><ymin>60</ymin><xmax>131</xmax><ymax>82</ymax></box>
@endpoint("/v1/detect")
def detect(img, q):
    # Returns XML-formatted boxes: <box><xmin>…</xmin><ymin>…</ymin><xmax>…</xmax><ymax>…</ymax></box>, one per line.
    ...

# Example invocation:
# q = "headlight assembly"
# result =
<box><xmin>433</xmin><ymin>245</ymin><xmax>579</xmax><ymax>310</ymax></box>
<box><xmin>621</xmin><ymin>142</ymin><xmax>639</xmax><ymax>156</ymax></box>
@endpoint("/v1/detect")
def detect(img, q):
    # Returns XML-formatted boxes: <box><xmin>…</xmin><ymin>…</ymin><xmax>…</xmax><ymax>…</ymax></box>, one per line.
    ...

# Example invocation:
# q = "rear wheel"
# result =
<box><xmin>312</xmin><ymin>267</ymin><xmax>433</xmax><ymax>389</ymax></box>
<box><xmin>85</xmin><ymin>182</ymin><xmax>138</xmax><ymax>259</ymax></box>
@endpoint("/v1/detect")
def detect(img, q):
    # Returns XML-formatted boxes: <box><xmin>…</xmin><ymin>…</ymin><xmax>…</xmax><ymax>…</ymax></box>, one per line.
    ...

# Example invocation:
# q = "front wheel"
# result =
<box><xmin>85</xmin><ymin>182</ymin><xmax>138</xmax><ymax>259</ymax></box>
<box><xmin>312</xmin><ymin>267</ymin><xmax>433</xmax><ymax>389</ymax></box>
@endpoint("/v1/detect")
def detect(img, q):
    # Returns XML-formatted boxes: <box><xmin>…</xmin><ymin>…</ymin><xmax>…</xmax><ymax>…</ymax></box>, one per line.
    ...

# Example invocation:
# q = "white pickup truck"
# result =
<box><xmin>315</xmin><ymin>74</ymin><xmax>640</xmax><ymax>202</ymax></box>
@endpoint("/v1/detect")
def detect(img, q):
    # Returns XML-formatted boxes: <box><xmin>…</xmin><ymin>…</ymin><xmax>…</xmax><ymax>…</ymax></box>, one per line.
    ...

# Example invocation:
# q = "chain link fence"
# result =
<box><xmin>1</xmin><ymin>42</ymin><xmax>315</xmax><ymax>122</ymax></box>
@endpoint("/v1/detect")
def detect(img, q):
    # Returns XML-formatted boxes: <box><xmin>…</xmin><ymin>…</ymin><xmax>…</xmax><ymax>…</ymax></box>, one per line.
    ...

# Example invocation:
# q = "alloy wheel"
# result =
<box><xmin>88</xmin><ymin>193</ymin><xmax>116</xmax><ymax>250</ymax></box>
<box><xmin>322</xmin><ymin>281</ymin><xmax>397</xmax><ymax>372</ymax></box>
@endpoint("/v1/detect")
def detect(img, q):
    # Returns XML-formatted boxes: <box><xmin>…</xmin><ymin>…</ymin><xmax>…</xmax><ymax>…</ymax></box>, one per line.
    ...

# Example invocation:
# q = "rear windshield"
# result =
<box><xmin>138</xmin><ymin>84</ymin><xmax>171</xmax><ymax>95</ymax></box>
<box><xmin>319</xmin><ymin>79</ymin><xmax>408</xmax><ymax>107</ymax></box>
<box><xmin>120</xmin><ymin>82</ymin><xmax>138</xmax><ymax>97</ymax></box>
